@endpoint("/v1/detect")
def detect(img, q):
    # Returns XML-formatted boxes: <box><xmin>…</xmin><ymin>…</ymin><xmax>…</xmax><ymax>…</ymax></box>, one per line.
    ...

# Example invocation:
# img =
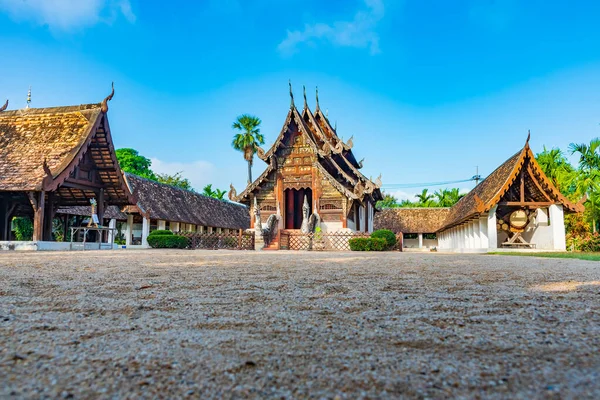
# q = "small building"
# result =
<box><xmin>0</xmin><ymin>91</ymin><xmax>135</xmax><ymax>250</ymax></box>
<box><xmin>58</xmin><ymin>173</ymin><xmax>250</xmax><ymax>248</ymax></box>
<box><xmin>375</xmin><ymin>208</ymin><xmax>449</xmax><ymax>250</ymax></box>
<box><xmin>231</xmin><ymin>85</ymin><xmax>383</xmax><ymax>248</ymax></box>
<box><xmin>376</xmin><ymin>136</ymin><xmax>584</xmax><ymax>252</ymax></box>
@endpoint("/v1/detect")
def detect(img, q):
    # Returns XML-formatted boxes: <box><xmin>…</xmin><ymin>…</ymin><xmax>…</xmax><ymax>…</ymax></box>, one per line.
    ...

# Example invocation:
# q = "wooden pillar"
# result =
<box><xmin>0</xmin><ymin>199</ymin><xmax>6</xmax><ymax>241</ymax></box>
<box><xmin>62</xmin><ymin>215</ymin><xmax>68</xmax><ymax>242</ymax></box>
<box><xmin>30</xmin><ymin>191</ymin><xmax>45</xmax><ymax>242</ymax></box>
<box><xmin>43</xmin><ymin>192</ymin><xmax>56</xmax><ymax>241</ymax></box>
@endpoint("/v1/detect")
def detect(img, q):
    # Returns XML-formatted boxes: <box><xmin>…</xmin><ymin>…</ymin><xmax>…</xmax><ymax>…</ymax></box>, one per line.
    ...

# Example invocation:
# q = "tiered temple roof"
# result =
<box><xmin>234</xmin><ymin>85</ymin><xmax>382</xmax><ymax>204</ymax></box>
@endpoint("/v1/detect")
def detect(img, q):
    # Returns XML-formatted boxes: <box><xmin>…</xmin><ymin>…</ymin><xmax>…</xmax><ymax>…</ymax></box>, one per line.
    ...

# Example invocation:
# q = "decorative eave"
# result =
<box><xmin>233</xmin><ymin>163</ymin><xmax>276</xmax><ymax>203</ymax></box>
<box><xmin>314</xmin><ymin>162</ymin><xmax>358</xmax><ymax>200</ymax></box>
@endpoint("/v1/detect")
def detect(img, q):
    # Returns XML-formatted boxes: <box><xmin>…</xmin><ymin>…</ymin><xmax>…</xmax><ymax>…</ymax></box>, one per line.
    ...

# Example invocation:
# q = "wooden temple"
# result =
<box><xmin>231</xmin><ymin>84</ymin><xmax>383</xmax><ymax>243</ymax></box>
<box><xmin>0</xmin><ymin>86</ymin><xmax>135</xmax><ymax>245</ymax></box>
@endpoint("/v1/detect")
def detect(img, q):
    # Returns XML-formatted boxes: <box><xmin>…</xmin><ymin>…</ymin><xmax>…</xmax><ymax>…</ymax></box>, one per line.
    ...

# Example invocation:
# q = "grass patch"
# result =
<box><xmin>489</xmin><ymin>252</ymin><xmax>600</xmax><ymax>261</ymax></box>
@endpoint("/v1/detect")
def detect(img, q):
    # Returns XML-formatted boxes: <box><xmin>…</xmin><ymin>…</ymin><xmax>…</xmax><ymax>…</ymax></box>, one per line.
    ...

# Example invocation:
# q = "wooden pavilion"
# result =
<box><xmin>231</xmin><ymin>84</ymin><xmax>382</xmax><ymax>246</ymax></box>
<box><xmin>0</xmin><ymin>87</ymin><xmax>135</xmax><ymax>245</ymax></box>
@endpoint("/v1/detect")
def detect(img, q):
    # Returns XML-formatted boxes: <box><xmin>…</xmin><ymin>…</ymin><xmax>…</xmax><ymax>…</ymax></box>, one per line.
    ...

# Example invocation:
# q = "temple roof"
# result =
<box><xmin>125</xmin><ymin>173</ymin><xmax>249</xmax><ymax>230</ymax></box>
<box><xmin>235</xmin><ymin>87</ymin><xmax>382</xmax><ymax>203</ymax></box>
<box><xmin>0</xmin><ymin>98</ymin><xmax>134</xmax><ymax>206</ymax></box>
<box><xmin>438</xmin><ymin>136</ymin><xmax>584</xmax><ymax>231</ymax></box>
<box><xmin>375</xmin><ymin>208</ymin><xmax>450</xmax><ymax>234</ymax></box>
<box><xmin>0</xmin><ymin>104</ymin><xmax>103</xmax><ymax>191</ymax></box>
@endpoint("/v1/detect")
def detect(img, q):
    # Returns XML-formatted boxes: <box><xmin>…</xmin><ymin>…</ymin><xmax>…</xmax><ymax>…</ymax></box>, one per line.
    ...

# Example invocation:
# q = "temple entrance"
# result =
<box><xmin>284</xmin><ymin>188</ymin><xmax>312</xmax><ymax>229</ymax></box>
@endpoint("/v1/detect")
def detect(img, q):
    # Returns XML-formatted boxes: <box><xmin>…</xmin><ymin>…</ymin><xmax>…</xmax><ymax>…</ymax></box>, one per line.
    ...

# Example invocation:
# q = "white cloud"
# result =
<box><xmin>278</xmin><ymin>0</ymin><xmax>385</xmax><ymax>56</ymax></box>
<box><xmin>0</xmin><ymin>0</ymin><xmax>136</xmax><ymax>30</ymax></box>
<box><xmin>150</xmin><ymin>158</ymin><xmax>216</xmax><ymax>192</ymax></box>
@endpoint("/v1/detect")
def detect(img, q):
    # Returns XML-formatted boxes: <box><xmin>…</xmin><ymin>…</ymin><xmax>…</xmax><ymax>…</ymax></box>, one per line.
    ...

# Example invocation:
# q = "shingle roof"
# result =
<box><xmin>0</xmin><ymin>104</ymin><xmax>103</xmax><ymax>191</ymax></box>
<box><xmin>374</xmin><ymin>208</ymin><xmax>450</xmax><ymax>233</ymax></box>
<box><xmin>125</xmin><ymin>173</ymin><xmax>249</xmax><ymax>230</ymax></box>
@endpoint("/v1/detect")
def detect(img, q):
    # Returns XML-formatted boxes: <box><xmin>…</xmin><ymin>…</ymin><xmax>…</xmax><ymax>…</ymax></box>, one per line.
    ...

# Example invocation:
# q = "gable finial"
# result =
<box><xmin>303</xmin><ymin>85</ymin><xmax>308</xmax><ymax>110</ymax></box>
<box><xmin>101</xmin><ymin>82</ymin><xmax>115</xmax><ymax>113</ymax></box>
<box><xmin>315</xmin><ymin>86</ymin><xmax>320</xmax><ymax>111</ymax></box>
<box><xmin>0</xmin><ymin>99</ymin><xmax>7</xmax><ymax>112</ymax></box>
<box><xmin>526</xmin><ymin>129</ymin><xmax>531</xmax><ymax>145</ymax></box>
<box><xmin>288</xmin><ymin>80</ymin><xmax>294</xmax><ymax>108</ymax></box>
<box><xmin>334</xmin><ymin>121</ymin><xmax>337</xmax><ymax>131</ymax></box>
<box><xmin>26</xmin><ymin>86</ymin><xmax>31</xmax><ymax>109</ymax></box>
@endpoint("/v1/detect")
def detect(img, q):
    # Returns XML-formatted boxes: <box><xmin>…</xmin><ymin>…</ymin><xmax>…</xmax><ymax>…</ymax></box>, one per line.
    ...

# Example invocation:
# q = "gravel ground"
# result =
<box><xmin>1</xmin><ymin>250</ymin><xmax>599</xmax><ymax>399</ymax></box>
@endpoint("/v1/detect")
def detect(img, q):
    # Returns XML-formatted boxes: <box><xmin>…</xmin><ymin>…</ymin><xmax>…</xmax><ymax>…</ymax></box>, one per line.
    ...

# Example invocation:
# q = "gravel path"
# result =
<box><xmin>1</xmin><ymin>250</ymin><xmax>599</xmax><ymax>399</ymax></box>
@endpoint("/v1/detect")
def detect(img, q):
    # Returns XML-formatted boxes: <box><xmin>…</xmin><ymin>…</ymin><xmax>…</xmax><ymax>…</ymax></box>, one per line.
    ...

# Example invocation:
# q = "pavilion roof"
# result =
<box><xmin>374</xmin><ymin>208</ymin><xmax>450</xmax><ymax>234</ymax></box>
<box><xmin>0</xmin><ymin>96</ymin><xmax>134</xmax><ymax>206</ymax></box>
<box><xmin>438</xmin><ymin>136</ymin><xmax>584</xmax><ymax>231</ymax></box>
<box><xmin>125</xmin><ymin>173</ymin><xmax>250</xmax><ymax>229</ymax></box>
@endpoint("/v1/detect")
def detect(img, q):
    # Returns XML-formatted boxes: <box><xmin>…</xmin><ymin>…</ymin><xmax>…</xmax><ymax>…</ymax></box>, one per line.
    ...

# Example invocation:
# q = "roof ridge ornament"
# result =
<box><xmin>26</xmin><ymin>86</ymin><xmax>31</xmax><ymax>109</ymax></box>
<box><xmin>288</xmin><ymin>80</ymin><xmax>294</xmax><ymax>108</ymax></box>
<box><xmin>303</xmin><ymin>85</ymin><xmax>308</xmax><ymax>110</ymax></box>
<box><xmin>101</xmin><ymin>82</ymin><xmax>115</xmax><ymax>113</ymax></box>
<box><xmin>228</xmin><ymin>183</ymin><xmax>237</xmax><ymax>201</ymax></box>
<box><xmin>346</xmin><ymin>135</ymin><xmax>354</xmax><ymax>149</ymax></box>
<box><xmin>315</xmin><ymin>86</ymin><xmax>320</xmax><ymax>111</ymax></box>
<box><xmin>526</xmin><ymin>129</ymin><xmax>531</xmax><ymax>146</ymax></box>
<box><xmin>0</xmin><ymin>99</ymin><xmax>7</xmax><ymax>112</ymax></box>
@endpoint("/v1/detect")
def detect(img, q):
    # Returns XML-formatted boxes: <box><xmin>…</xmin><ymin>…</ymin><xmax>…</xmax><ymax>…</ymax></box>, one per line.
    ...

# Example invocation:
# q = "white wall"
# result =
<box><xmin>321</xmin><ymin>221</ymin><xmax>344</xmax><ymax>233</ymax></box>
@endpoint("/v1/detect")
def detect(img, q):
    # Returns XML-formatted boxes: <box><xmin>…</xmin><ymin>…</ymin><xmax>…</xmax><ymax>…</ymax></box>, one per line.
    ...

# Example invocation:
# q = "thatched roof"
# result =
<box><xmin>0</xmin><ymin>102</ymin><xmax>133</xmax><ymax>205</ymax></box>
<box><xmin>56</xmin><ymin>205</ymin><xmax>127</xmax><ymax>220</ymax></box>
<box><xmin>125</xmin><ymin>174</ymin><xmax>249</xmax><ymax>229</ymax></box>
<box><xmin>374</xmin><ymin>208</ymin><xmax>450</xmax><ymax>233</ymax></box>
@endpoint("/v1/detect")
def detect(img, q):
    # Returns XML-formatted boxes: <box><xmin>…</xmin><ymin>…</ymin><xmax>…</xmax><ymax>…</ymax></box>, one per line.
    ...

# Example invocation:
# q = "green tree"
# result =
<box><xmin>569</xmin><ymin>138</ymin><xmax>600</xmax><ymax>232</ymax></box>
<box><xmin>202</xmin><ymin>184</ymin><xmax>227</xmax><ymax>200</ymax></box>
<box><xmin>536</xmin><ymin>146</ymin><xmax>577</xmax><ymax>194</ymax></box>
<box><xmin>232</xmin><ymin>114</ymin><xmax>264</xmax><ymax>184</ymax></box>
<box><xmin>115</xmin><ymin>148</ymin><xmax>157</xmax><ymax>180</ymax></box>
<box><xmin>156</xmin><ymin>172</ymin><xmax>194</xmax><ymax>192</ymax></box>
<box><xmin>415</xmin><ymin>189</ymin><xmax>435</xmax><ymax>207</ymax></box>
<box><xmin>376</xmin><ymin>192</ymin><xmax>400</xmax><ymax>209</ymax></box>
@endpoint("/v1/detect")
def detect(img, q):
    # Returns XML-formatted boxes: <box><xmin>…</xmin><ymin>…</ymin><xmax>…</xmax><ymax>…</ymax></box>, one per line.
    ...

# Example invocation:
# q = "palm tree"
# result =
<box><xmin>569</xmin><ymin>138</ymin><xmax>600</xmax><ymax>232</ymax></box>
<box><xmin>202</xmin><ymin>184</ymin><xmax>227</xmax><ymax>200</ymax></box>
<box><xmin>415</xmin><ymin>189</ymin><xmax>434</xmax><ymax>207</ymax></box>
<box><xmin>536</xmin><ymin>146</ymin><xmax>577</xmax><ymax>192</ymax></box>
<box><xmin>232</xmin><ymin>114</ymin><xmax>265</xmax><ymax>184</ymax></box>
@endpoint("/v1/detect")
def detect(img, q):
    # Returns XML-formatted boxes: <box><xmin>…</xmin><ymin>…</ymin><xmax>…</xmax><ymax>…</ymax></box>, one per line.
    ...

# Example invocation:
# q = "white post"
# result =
<box><xmin>487</xmin><ymin>205</ymin><xmax>498</xmax><ymax>249</ymax></box>
<box><xmin>549</xmin><ymin>204</ymin><xmax>566</xmax><ymax>250</ymax></box>
<box><xmin>126</xmin><ymin>214</ymin><xmax>133</xmax><ymax>246</ymax></box>
<box><xmin>172</xmin><ymin>222</ymin><xmax>180</xmax><ymax>233</ymax></box>
<box><xmin>108</xmin><ymin>219</ymin><xmax>116</xmax><ymax>246</ymax></box>
<box><xmin>208</xmin><ymin>226</ymin><xmax>213</xmax><ymax>233</ymax></box>
<box><xmin>418</xmin><ymin>233</ymin><xmax>423</xmax><ymax>249</ymax></box>
<box><xmin>158</xmin><ymin>220</ymin><xmax>166</xmax><ymax>230</ymax></box>
<box><xmin>479</xmin><ymin>216</ymin><xmax>489</xmax><ymax>249</ymax></box>
<box><xmin>473</xmin><ymin>220</ymin><xmax>481</xmax><ymax>248</ymax></box>
<box><xmin>141</xmin><ymin>217</ymin><xmax>150</xmax><ymax>248</ymax></box>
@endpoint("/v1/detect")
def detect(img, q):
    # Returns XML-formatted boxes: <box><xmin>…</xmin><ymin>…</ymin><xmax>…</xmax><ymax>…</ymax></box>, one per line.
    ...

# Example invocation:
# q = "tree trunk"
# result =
<box><xmin>247</xmin><ymin>160</ymin><xmax>252</xmax><ymax>184</ymax></box>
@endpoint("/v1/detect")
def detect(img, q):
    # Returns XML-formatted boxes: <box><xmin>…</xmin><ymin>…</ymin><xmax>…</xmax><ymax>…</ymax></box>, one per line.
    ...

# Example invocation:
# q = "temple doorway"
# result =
<box><xmin>284</xmin><ymin>188</ymin><xmax>312</xmax><ymax>229</ymax></box>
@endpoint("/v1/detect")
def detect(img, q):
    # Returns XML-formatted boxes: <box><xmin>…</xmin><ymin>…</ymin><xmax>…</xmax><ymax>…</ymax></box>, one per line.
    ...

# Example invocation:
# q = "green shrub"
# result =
<box><xmin>149</xmin><ymin>229</ymin><xmax>173</xmax><ymax>237</ymax></box>
<box><xmin>371</xmin><ymin>229</ymin><xmax>397</xmax><ymax>249</ymax></box>
<box><xmin>147</xmin><ymin>234</ymin><xmax>188</xmax><ymax>249</ymax></box>
<box><xmin>579</xmin><ymin>233</ymin><xmax>600</xmax><ymax>252</ymax></box>
<box><xmin>349</xmin><ymin>237</ymin><xmax>387</xmax><ymax>251</ymax></box>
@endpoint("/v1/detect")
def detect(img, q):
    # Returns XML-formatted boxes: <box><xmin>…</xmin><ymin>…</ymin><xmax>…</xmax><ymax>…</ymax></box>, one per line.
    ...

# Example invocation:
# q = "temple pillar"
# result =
<box><xmin>549</xmin><ymin>204</ymin><xmax>566</xmax><ymax>250</ymax></box>
<box><xmin>141</xmin><ymin>216</ymin><xmax>150</xmax><ymax>248</ymax></box>
<box><xmin>0</xmin><ymin>199</ymin><xmax>7</xmax><ymax>241</ymax></box>
<box><xmin>418</xmin><ymin>233</ymin><xmax>423</xmax><ymax>249</ymax></box>
<box><xmin>43</xmin><ymin>192</ymin><xmax>56</xmax><ymax>241</ymax></box>
<box><xmin>158</xmin><ymin>220</ymin><xmax>166</xmax><ymax>230</ymax></box>
<box><xmin>125</xmin><ymin>214</ymin><xmax>133</xmax><ymax>246</ymax></box>
<box><xmin>479</xmin><ymin>215</ymin><xmax>489</xmax><ymax>249</ymax></box>
<box><xmin>487</xmin><ymin>206</ymin><xmax>498</xmax><ymax>249</ymax></box>
<box><xmin>473</xmin><ymin>220</ymin><xmax>481</xmax><ymax>248</ymax></box>
<box><xmin>107</xmin><ymin>219</ymin><xmax>117</xmax><ymax>246</ymax></box>
<box><xmin>286</xmin><ymin>190</ymin><xmax>294</xmax><ymax>229</ymax></box>
<box><xmin>31</xmin><ymin>191</ymin><xmax>45</xmax><ymax>242</ymax></box>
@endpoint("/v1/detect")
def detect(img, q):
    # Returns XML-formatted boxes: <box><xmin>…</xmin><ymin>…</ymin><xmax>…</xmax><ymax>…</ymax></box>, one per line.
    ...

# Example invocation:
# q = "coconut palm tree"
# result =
<box><xmin>415</xmin><ymin>189</ymin><xmax>434</xmax><ymax>207</ymax></box>
<box><xmin>536</xmin><ymin>146</ymin><xmax>577</xmax><ymax>192</ymax></box>
<box><xmin>232</xmin><ymin>114</ymin><xmax>265</xmax><ymax>184</ymax></box>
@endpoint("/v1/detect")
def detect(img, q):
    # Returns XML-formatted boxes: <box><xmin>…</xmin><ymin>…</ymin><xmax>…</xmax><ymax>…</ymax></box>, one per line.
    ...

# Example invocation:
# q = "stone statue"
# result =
<box><xmin>301</xmin><ymin>195</ymin><xmax>321</xmax><ymax>234</ymax></box>
<box><xmin>254</xmin><ymin>197</ymin><xmax>262</xmax><ymax>235</ymax></box>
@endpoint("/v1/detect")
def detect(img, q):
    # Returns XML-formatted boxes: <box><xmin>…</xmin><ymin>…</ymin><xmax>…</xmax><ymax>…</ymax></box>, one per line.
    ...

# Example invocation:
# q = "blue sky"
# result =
<box><xmin>0</xmin><ymin>0</ymin><xmax>599</xmax><ymax>200</ymax></box>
